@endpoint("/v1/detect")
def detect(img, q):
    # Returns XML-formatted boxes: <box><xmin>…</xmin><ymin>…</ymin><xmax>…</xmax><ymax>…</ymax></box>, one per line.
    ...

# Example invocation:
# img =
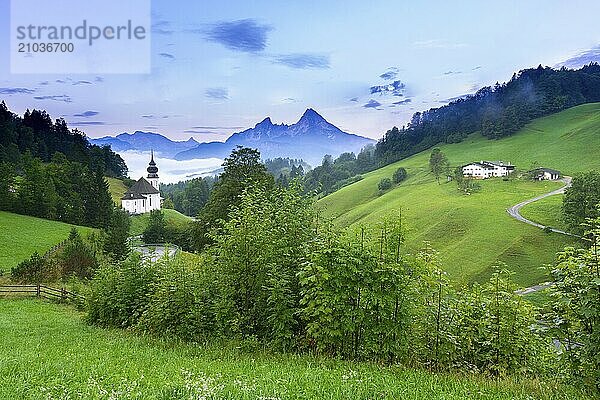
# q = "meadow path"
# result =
<box><xmin>506</xmin><ymin>177</ymin><xmax>575</xmax><ymax>237</ymax></box>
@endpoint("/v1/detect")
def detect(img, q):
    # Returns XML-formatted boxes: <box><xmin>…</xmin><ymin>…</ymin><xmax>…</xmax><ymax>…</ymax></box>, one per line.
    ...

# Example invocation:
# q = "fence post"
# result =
<box><xmin>36</xmin><ymin>284</ymin><xmax>40</xmax><ymax>297</ymax></box>
<box><xmin>61</xmin><ymin>288</ymin><xmax>66</xmax><ymax>301</ymax></box>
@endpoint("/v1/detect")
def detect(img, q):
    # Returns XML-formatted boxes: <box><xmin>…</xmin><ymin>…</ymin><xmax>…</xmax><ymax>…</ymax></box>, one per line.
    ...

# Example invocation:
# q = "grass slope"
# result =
<box><xmin>106</xmin><ymin>177</ymin><xmax>127</xmax><ymax>204</ymax></box>
<box><xmin>319</xmin><ymin>103</ymin><xmax>600</xmax><ymax>286</ymax></box>
<box><xmin>520</xmin><ymin>195</ymin><xmax>569</xmax><ymax>232</ymax></box>
<box><xmin>0</xmin><ymin>300</ymin><xmax>588</xmax><ymax>400</ymax></box>
<box><xmin>130</xmin><ymin>208</ymin><xmax>192</xmax><ymax>236</ymax></box>
<box><xmin>0</xmin><ymin>211</ymin><xmax>94</xmax><ymax>271</ymax></box>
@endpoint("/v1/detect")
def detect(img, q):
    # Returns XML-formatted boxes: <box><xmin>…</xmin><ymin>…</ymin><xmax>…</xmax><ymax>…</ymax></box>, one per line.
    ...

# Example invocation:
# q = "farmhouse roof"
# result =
<box><xmin>121</xmin><ymin>177</ymin><xmax>159</xmax><ymax>200</ymax></box>
<box><xmin>530</xmin><ymin>167</ymin><xmax>561</xmax><ymax>175</ymax></box>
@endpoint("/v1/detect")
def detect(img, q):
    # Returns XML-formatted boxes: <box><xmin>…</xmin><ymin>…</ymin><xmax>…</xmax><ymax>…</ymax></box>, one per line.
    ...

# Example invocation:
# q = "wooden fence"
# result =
<box><xmin>0</xmin><ymin>284</ymin><xmax>84</xmax><ymax>302</ymax></box>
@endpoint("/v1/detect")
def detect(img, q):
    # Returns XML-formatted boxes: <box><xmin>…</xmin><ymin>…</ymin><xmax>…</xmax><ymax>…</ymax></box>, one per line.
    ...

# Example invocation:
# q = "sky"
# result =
<box><xmin>1</xmin><ymin>0</ymin><xmax>600</xmax><ymax>143</ymax></box>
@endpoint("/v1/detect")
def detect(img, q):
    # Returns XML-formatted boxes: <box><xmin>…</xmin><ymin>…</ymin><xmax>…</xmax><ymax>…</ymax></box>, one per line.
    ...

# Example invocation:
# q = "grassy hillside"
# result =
<box><xmin>319</xmin><ymin>103</ymin><xmax>600</xmax><ymax>286</ymax></box>
<box><xmin>520</xmin><ymin>195</ymin><xmax>568</xmax><ymax>232</ymax></box>
<box><xmin>130</xmin><ymin>208</ymin><xmax>193</xmax><ymax>236</ymax></box>
<box><xmin>0</xmin><ymin>300</ymin><xmax>588</xmax><ymax>400</ymax></box>
<box><xmin>106</xmin><ymin>177</ymin><xmax>127</xmax><ymax>204</ymax></box>
<box><xmin>0</xmin><ymin>211</ymin><xmax>94</xmax><ymax>271</ymax></box>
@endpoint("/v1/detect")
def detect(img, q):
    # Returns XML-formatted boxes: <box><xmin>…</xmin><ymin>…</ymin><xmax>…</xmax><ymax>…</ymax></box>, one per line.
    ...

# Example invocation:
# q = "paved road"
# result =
<box><xmin>507</xmin><ymin>177</ymin><xmax>576</xmax><ymax>295</ymax></box>
<box><xmin>133</xmin><ymin>245</ymin><xmax>179</xmax><ymax>262</ymax></box>
<box><xmin>506</xmin><ymin>177</ymin><xmax>577</xmax><ymax>237</ymax></box>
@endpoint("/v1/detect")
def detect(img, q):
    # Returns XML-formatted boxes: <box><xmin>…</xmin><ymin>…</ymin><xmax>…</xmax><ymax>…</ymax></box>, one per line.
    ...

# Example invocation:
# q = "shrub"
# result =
<box><xmin>143</xmin><ymin>210</ymin><xmax>166</xmax><ymax>244</ymax></box>
<box><xmin>393</xmin><ymin>167</ymin><xmax>407</xmax><ymax>183</ymax></box>
<box><xmin>11</xmin><ymin>252</ymin><xmax>47</xmax><ymax>283</ymax></box>
<box><xmin>378</xmin><ymin>177</ymin><xmax>392</xmax><ymax>192</ymax></box>
<box><xmin>86</xmin><ymin>253</ymin><xmax>160</xmax><ymax>328</ymax></box>
<box><xmin>59</xmin><ymin>228</ymin><xmax>98</xmax><ymax>279</ymax></box>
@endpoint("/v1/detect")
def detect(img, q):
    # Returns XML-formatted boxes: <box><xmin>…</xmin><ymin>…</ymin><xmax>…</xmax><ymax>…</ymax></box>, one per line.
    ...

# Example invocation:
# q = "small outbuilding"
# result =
<box><xmin>530</xmin><ymin>167</ymin><xmax>561</xmax><ymax>181</ymax></box>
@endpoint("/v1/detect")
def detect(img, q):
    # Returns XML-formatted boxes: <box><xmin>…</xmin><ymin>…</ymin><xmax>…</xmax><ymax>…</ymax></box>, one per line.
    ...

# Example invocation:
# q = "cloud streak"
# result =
<box><xmin>202</xmin><ymin>19</ymin><xmax>273</xmax><ymax>53</ymax></box>
<box><xmin>363</xmin><ymin>99</ymin><xmax>382</xmax><ymax>109</ymax></box>
<box><xmin>559</xmin><ymin>45</ymin><xmax>600</xmax><ymax>68</ymax></box>
<box><xmin>272</xmin><ymin>53</ymin><xmax>330</xmax><ymax>69</ymax></box>
<box><xmin>74</xmin><ymin>111</ymin><xmax>99</xmax><ymax>117</ymax></box>
<box><xmin>380</xmin><ymin>67</ymin><xmax>399</xmax><ymax>80</ymax></box>
<box><xmin>0</xmin><ymin>87</ymin><xmax>35</xmax><ymax>94</ymax></box>
<box><xmin>205</xmin><ymin>87</ymin><xmax>229</xmax><ymax>100</ymax></box>
<box><xmin>33</xmin><ymin>95</ymin><xmax>72</xmax><ymax>103</ymax></box>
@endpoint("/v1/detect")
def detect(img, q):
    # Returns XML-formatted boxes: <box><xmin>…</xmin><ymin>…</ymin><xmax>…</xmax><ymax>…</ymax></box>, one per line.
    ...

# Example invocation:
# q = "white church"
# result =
<box><xmin>121</xmin><ymin>152</ymin><xmax>162</xmax><ymax>214</ymax></box>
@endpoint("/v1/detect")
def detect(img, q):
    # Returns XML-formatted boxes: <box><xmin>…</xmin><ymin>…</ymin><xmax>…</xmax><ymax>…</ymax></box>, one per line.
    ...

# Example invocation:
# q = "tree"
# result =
<box><xmin>143</xmin><ymin>210</ymin><xmax>166</xmax><ymax>244</ymax></box>
<box><xmin>393</xmin><ymin>167</ymin><xmax>407</xmax><ymax>183</ymax></box>
<box><xmin>563</xmin><ymin>171</ymin><xmax>600</xmax><ymax>235</ymax></box>
<box><xmin>378</xmin><ymin>177</ymin><xmax>393</xmax><ymax>192</ymax></box>
<box><xmin>429</xmin><ymin>148</ymin><xmax>449</xmax><ymax>184</ymax></box>
<box><xmin>103</xmin><ymin>208</ymin><xmax>131</xmax><ymax>260</ymax></box>
<box><xmin>191</xmin><ymin>147</ymin><xmax>274</xmax><ymax>250</ymax></box>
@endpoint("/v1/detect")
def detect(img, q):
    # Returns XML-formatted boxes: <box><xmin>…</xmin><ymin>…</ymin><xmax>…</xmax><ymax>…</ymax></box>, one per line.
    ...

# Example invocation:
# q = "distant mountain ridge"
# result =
<box><xmin>91</xmin><ymin>109</ymin><xmax>374</xmax><ymax>166</ymax></box>
<box><xmin>90</xmin><ymin>131</ymin><xmax>199</xmax><ymax>158</ymax></box>
<box><xmin>175</xmin><ymin>108</ymin><xmax>375</xmax><ymax>165</ymax></box>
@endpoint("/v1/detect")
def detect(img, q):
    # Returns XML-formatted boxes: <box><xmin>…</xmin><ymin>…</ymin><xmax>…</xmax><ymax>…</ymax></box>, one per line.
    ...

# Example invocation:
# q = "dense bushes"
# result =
<box><xmin>86</xmin><ymin>184</ymin><xmax>557</xmax><ymax>379</ymax></box>
<box><xmin>549</xmin><ymin>215</ymin><xmax>600</xmax><ymax>391</ymax></box>
<box><xmin>11</xmin><ymin>228</ymin><xmax>99</xmax><ymax>283</ymax></box>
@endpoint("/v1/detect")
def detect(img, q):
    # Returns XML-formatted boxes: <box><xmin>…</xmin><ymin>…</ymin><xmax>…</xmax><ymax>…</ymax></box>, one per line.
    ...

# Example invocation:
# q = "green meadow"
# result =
<box><xmin>0</xmin><ymin>299</ymin><xmax>589</xmax><ymax>400</ymax></box>
<box><xmin>129</xmin><ymin>208</ymin><xmax>193</xmax><ymax>237</ymax></box>
<box><xmin>319</xmin><ymin>103</ymin><xmax>600</xmax><ymax>286</ymax></box>
<box><xmin>0</xmin><ymin>211</ymin><xmax>94</xmax><ymax>272</ymax></box>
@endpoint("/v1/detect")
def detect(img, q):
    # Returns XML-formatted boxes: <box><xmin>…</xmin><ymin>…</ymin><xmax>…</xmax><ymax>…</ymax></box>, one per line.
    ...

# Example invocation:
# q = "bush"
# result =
<box><xmin>86</xmin><ymin>253</ymin><xmax>160</xmax><ymax>328</ymax></box>
<box><xmin>378</xmin><ymin>177</ymin><xmax>393</xmax><ymax>192</ymax></box>
<box><xmin>60</xmin><ymin>228</ymin><xmax>98</xmax><ymax>279</ymax></box>
<box><xmin>393</xmin><ymin>167</ymin><xmax>407</xmax><ymax>183</ymax></box>
<box><xmin>143</xmin><ymin>210</ymin><xmax>166</xmax><ymax>244</ymax></box>
<box><xmin>11</xmin><ymin>252</ymin><xmax>47</xmax><ymax>283</ymax></box>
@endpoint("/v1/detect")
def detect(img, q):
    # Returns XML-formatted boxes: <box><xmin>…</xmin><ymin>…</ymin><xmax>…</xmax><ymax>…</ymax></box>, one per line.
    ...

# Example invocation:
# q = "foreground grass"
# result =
<box><xmin>319</xmin><ymin>104</ymin><xmax>600</xmax><ymax>286</ymax></box>
<box><xmin>0</xmin><ymin>300</ymin><xmax>589</xmax><ymax>400</ymax></box>
<box><xmin>0</xmin><ymin>211</ymin><xmax>94</xmax><ymax>271</ymax></box>
<box><xmin>130</xmin><ymin>208</ymin><xmax>193</xmax><ymax>237</ymax></box>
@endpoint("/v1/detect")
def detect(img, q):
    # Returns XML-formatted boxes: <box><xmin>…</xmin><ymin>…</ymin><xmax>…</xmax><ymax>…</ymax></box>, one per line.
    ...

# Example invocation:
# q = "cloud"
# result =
<box><xmin>55</xmin><ymin>79</ymin><xmax>66</xmax><ymax>84</ymax></box>
<box><xmin>413</xmin><ymin>39</ymin><xmax>467</xmax><ymax>49</ymax></box>
<box><xmin>0</xmin><ymin>87</ymin><xmax>35</xmax><ymax>94</ymax></box>
<box><xmin>141</xmin><ymin>115</ymin><xmax>155</xmax><ymax>119</ymax></box>
<box><xmin>472</xmin><ymin>66</ymin><xmax>482</xmax><ymax>70</ymax></box>
<box><xmin>282</xmin><ymin>97</ymin><xmax>298</xmax><ymax>103</ymax></box>
<box><xmin>141</xmin><ymin>114</ymin><xmax>182</xmax><ymax>119</ymax></box>
<box><xmin>205</xmin><ymin>87</ymin><xmax>229</xmax><ymax>100</ymax></box>
<box><xmin>443</xmin><ymin>70</ymin><xmax>462</xmax><ymax>75</ymax></box>
<box><xmin>189</xmin><ymin>125</ymin><xmax>244</xmax><ymax>130</ymax></box>
<box><xmin>559</xmin><ymin>45</ymin><xmax>600</xmax><ymax>68</ymax></box>
<box><xmin>152</xmin><ymin>20</ymin><xmax>174</xmax><ymax>35</ymax></box>
<box><xmin>441</xmin><ymin>94</ymin><xmax>472</xmax><ymax>103</ymax></box>
<box><xmin>73</xmin><ymin>111</ymin><xmax>99</xmax><ymax>117</ymax></box>
<box><xmin>159</xmin><ymin>52</ymin><xmax>175</xmax><ymax>60</ymax></box>
<box><xmin>38</xmin><ymin>81</ymin><xmax>49</xmax><ymax>86</ymax></box>
<box><xmin>370</xmin><ymin>80</ymin><xmax>406</xmax><ymax>96</ymax></box>
<box><xmin>380</xmin><ymin>67</ymin><xmax>399</xmax><ymax>80</ymax></box>
<box><xmin>202</xmin><ymin>19</ymin><xmax>272</xmax><ymax>53</ymax></box>
<box><xmin>272</xmin><ymin>53</ymin><xmax>330</xmax><ymax>69</ymax></box>
<box><xmin>393</xmin><ymin>98</ymin><xmax>412</xmax><ymax>105</ymax></box>
<box><xmin>72</xmin><ymin>80</ymin><xmax>92</xmax><ymax>85</ymax></box>
<box><xmin>363</xmin><ymin>99</ymin><xmax>382</xmax><ymax>109</ymax></box>
<box><xmin>33</xmin><ymin>95</ymin><xmax>72</xmax><ymax>102</ymax></box>
<box><xmin>183</xmin><ymin>129</ymin><xmax>228</xmax><ymax>135</ymax></box>
<box><xmin>95</xmin><ymin>76</ymin><xmax>104</xmax><ymax>82</ymax></box>
<box><xmin>349</xmin><ymin>97</ymin><xmax>358</xmax><ymax>102</ymax></box>
<box><xmin>68</xmin><ymin>121</ymin><xmax>105</xmax><ymax>126</ymax></box>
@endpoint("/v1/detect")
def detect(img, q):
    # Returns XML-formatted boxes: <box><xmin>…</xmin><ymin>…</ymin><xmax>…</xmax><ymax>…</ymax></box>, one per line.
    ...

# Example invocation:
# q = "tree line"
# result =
<box><xmin>0</xmin><ymin>102</ymin><xmax>127</xmax><ymax>178</ymax></box>
<box><xmin>302</xmin><ymin>64</ymin><xmax>600</xmax><ymax>197</ymax></box>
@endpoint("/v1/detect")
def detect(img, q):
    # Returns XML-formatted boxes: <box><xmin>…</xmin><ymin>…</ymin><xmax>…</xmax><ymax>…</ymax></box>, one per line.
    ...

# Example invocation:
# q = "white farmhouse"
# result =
<box><xmin>121</xmin><ymin>152</ymin><xmax>162</xmax><ymax>214</ymax></box>
<box><xmin>462</xmin><ymin>160</ymin><xmax>515</xmax><ymax>179</ymax></box>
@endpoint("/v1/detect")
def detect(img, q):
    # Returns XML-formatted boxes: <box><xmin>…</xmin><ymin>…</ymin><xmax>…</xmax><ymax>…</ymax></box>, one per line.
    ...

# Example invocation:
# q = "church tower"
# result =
<box><xmin>147</xmin><ymin>150</ymin><xmax>159</xmax><ymax>189</ymax></box>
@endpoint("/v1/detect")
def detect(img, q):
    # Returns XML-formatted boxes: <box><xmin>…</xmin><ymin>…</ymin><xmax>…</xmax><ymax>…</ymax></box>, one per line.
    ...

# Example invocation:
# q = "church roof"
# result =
<box><xmin>121</xmin><ymin>177</ymin><xmax>159</xmax><ymax>200</ymax></box>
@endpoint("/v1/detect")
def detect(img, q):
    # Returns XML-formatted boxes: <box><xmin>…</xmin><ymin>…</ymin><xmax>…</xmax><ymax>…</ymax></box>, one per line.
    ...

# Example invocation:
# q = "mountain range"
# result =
<box><xmin>90</xmin><ymin>109</ymin><xmax>375</xmax><ymax>165</ymax></box>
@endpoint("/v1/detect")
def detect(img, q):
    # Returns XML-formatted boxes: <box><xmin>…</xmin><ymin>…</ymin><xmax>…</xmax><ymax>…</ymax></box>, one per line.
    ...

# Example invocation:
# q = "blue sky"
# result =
<box><xmin>1</xmin><ymin>0</ymin><xmax>600</xmax><ymax>141</ymax></box>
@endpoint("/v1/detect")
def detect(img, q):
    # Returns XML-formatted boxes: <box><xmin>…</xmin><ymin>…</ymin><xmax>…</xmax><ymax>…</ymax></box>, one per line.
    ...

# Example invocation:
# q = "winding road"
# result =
<box><xmin>506</xmin><ymin>177</ymin><xmax>576</xmax><ymax>237</ymax></box>
<box><xmin>507</xmin><ymin>177</ymin><xmax>575</xmax><ymax>295</ymax></box>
